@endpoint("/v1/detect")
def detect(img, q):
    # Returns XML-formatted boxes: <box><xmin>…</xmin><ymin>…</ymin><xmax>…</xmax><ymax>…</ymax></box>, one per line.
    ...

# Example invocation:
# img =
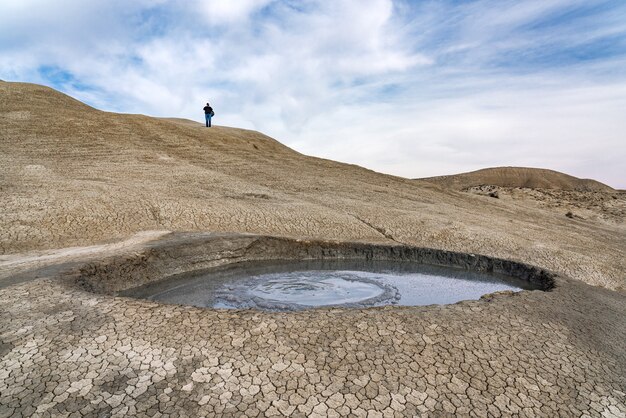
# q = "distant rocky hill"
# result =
<box><xmin>419</xmin><ymin>167</ymin><xmax>614</xmax><ymax>192</ymax></box>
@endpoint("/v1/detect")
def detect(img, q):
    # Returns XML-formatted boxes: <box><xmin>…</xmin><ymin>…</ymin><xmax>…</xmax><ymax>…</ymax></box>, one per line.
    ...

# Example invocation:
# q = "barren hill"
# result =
<box><xmin>1</xmin><ymin>81</ymin><xmax>624</xmax><ymax>289</ymax></box>
<box><xmin>420</xmin><ymin>167</ymin><xmax>614</xmax><ymax>191</ymax></box>
<box><xmin>419</xmin><ymin>167</ymin><xmax>624</xmax><ymax>225</ymax></box>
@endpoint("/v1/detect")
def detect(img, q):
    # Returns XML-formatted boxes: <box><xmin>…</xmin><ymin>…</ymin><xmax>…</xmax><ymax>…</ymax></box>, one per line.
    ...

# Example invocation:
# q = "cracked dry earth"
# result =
<box><xmin>1</xmin><ymin>81</ymin><xmax>625</xmax><ymax>416</ymax></box>
<box><xmin>1</xmin><ymin>233</ymin><xmax>625</xmax><ymax>417</ymax></box>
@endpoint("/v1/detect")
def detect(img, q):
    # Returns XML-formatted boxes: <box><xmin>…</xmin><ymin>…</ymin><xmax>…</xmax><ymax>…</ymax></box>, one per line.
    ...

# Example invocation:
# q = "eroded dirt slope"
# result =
<box><xmin>1</xmin><ymin>81</ymin><xmax>624</xmax><ymax>289</ymax></box>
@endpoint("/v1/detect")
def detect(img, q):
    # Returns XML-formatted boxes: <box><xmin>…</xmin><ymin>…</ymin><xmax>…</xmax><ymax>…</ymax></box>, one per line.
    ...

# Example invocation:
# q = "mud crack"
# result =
<box><xmin>350</xmin><ymin>214</ymin><xmax>401</xmax><ymax>243</ymax></box>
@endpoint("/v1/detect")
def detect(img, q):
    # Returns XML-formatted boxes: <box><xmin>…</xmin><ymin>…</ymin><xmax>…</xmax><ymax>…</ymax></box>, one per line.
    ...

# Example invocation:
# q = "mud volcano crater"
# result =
<box><xmin>69</xmin><ymin>233</ymin><xmax>556</xmax><ymax>310</ymax></box>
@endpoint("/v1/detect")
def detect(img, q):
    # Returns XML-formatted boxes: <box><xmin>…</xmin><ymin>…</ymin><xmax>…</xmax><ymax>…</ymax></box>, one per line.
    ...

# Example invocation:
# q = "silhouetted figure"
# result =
<box><xmin>203</xmin><ymin>103</ymin><xmax>214</xmax><ymax>127</ymax></box>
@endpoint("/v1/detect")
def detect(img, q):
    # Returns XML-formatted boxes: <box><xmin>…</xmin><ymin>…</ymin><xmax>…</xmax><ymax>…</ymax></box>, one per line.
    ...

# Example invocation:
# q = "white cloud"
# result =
<box><xmin>291</xmin><ymin>77</ymin><xmax>626</xmax><ymax>186</ymax></box>
<box><xmin>1</xmin><ymin>0</ymin><xmax>625</xmax><ymax>188</ymax></box>
<box><xmin>196</xmin><ymin>0</ymin><xmax>275</xmax><ymax>24</ymax></box>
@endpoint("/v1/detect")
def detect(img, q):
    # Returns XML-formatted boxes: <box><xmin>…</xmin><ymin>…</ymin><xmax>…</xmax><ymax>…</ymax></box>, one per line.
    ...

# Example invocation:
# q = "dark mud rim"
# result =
<box><xmin>63</xmin><ymin>233</ymin><xmax>559</xmax><ymax>305</ymax></box>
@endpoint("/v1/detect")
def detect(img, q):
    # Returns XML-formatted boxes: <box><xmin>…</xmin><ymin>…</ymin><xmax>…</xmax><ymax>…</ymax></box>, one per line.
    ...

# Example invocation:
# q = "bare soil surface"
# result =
<box><xmin>0</xmin><ymin>81</ymin><xmax>625</xmax><ymax>416</ymax></box>
<box><xmin>1</xmin><ymin>233</ymin><xmax>624</xmax><ymax>417</ymax></box>
<box><xmin>461</xmin><ymin>185</ymin><xmax>626</xmax><ymax>225</ymax></box>
<box><xmin>1</xmin><ymin>81</ymin><xmax>624</xmax><ymax>291</ymax></box>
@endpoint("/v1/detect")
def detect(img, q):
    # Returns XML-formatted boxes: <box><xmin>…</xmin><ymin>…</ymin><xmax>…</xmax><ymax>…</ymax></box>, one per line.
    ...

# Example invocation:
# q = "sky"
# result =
<box><xmin>1</xmin><ymin>0</ymin><xmax>625</xmax><ymax>188</ymax></box>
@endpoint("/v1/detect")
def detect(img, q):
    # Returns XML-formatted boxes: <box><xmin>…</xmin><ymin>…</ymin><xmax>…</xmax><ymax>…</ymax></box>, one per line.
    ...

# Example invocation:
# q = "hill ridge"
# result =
<box><xmin>419</xmin><ymin>166</ymin><xmax>614</xmax><ymax>192</ymax></box>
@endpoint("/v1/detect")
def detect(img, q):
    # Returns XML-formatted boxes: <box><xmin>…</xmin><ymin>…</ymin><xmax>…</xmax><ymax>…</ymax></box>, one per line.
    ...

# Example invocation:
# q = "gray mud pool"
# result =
<box><xmin>122</xmin><ymin>260</ymin><xmax>539</xmax><ymax>311</ymax></box>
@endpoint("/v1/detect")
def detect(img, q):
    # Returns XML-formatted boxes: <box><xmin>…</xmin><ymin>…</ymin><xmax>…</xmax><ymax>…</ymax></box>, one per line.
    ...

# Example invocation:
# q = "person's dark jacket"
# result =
<box><xmin>204</xmin><ymin>105</ymin><xmax>213</xmax><ymax>115</ymax></box>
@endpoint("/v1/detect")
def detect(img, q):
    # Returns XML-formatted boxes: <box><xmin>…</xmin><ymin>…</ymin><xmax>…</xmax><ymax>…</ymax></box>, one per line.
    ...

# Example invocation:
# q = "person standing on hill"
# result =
<box><xmin>203</xmin><ymin>102</ymin><xmax>214</xmax><ymax>127</ymax></box>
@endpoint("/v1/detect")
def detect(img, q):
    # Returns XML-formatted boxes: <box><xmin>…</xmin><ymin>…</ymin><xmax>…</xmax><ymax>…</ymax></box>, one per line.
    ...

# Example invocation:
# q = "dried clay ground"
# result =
<box><xmin>0</xmin><ymin>81</ymin><xmax>625</xmax><ymax>417</ymax></box>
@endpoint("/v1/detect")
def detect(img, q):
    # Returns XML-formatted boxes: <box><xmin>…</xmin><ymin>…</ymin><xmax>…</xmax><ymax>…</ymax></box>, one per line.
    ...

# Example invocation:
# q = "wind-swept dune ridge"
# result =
<box><xmin>1</xmin><ymin>81</ymin><xmax>624</xmax><ymax>289</ymax></box>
